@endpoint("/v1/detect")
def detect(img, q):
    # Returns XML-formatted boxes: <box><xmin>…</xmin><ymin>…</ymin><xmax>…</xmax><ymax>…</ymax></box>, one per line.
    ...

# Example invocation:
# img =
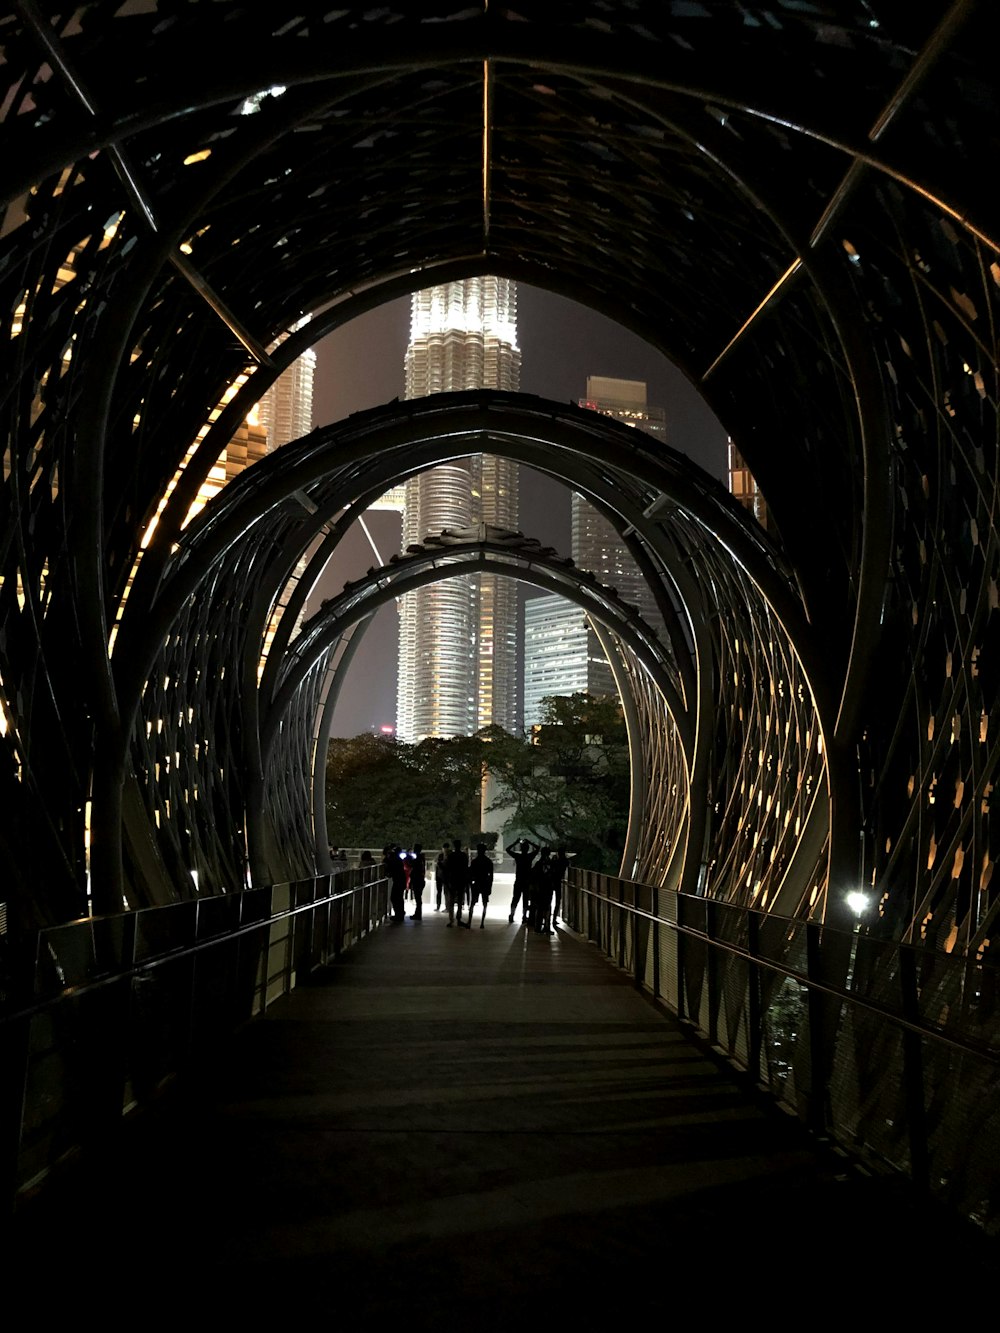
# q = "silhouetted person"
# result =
<box><xmin>506</xmin><ymin>837</ymin><xmax>539</xmax><ymax>924</ymax></box>
<box><xmin>551</xmin><ymin>844</ymin><xmax>569</xmax><ymax>927</ymax></box>
<box><xmin>530</xmin><ymin>848</ymin><xmax>557</xmax><ymax>935</ymax></box>
<box><xmin>434</xmin><ymin>846</ymin><xmax>448</xmax><ymax>911</ymax></box>
<box><xmin>408</xmin><ymin>844</ymin><xmax>426</xmax><ymax>920</ymax></box>
<box><xmin>384</xmin><ymin>844</ymin><xmax>406</xmax><ymax>922</ymax></box>
<box><xmin>467</xmin><ymin>843</ymin><xmax>494</xmax><ymax>928</ymax></box>
<box><xmin>444</xmin><ymin>838</ymin><xmax>469</xmax><ymax>927</ymax></box>
<box><xmin>359</xmin><ymin>849</ymin><xmax>375</xmax><ymax>867</ymax></box>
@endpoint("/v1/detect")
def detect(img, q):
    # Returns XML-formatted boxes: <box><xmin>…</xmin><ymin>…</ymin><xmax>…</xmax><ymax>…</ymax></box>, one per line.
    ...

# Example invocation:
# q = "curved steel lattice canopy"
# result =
<box><xmin>0</xmin><ymin>2</ymin><xmax>998</xmax><ymax>962</ymax></box>
<box><xmin>130</xmin><ymin>393</ymin><xmax>826</xmax><ymax>926</ymax></box>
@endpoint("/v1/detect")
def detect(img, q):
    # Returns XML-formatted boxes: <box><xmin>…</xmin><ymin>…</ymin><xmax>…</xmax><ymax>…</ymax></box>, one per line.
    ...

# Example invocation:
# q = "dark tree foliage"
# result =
<box><xmin>485</xmin><ymin>694</ymin><xmax>630</xmax><ymax>872</ymax></box>
<box><xmin>326</xmin><ymin>695</ymin><xmax>629</xmax><ymax>868</ymax></box>
<box><xmin>326</xmin><ymin>732</ymin><xmax>488</xmax><ymax>850</ymax></box>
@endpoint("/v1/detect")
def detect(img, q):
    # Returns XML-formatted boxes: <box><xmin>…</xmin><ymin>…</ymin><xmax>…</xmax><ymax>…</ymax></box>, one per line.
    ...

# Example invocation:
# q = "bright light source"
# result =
<box><xmin>239</xmin><ymin>86</ymin><xmax>287</xmax><ymax>116</ymax></box>
<box><xmin>846</xmin><ymin>891</ymin><xmax>870</xmax><ymax>916</ymax></box>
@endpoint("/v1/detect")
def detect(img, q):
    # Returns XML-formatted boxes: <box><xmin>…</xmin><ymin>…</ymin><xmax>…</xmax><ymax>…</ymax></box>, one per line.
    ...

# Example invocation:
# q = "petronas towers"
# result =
<box><xmin>396</xmin><ymin>279</ymin><xmax>520</xmax><ymax>742</ymax></box>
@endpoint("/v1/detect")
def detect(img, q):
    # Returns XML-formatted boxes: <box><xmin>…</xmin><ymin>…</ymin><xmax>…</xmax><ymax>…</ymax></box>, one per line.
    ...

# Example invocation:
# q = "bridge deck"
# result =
<box><xmin>12</xmin><ymin>880</ymin><xmax>987</xmax><ymax>1315</ymax></box>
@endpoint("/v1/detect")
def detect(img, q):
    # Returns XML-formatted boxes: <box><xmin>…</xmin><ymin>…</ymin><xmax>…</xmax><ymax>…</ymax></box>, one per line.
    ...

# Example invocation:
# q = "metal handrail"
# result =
<box><xmin>2</xmin><ymin>868</ymin><xmax>391</xmax><ymax>1211</ymax></box>
<box><xmin>0</xmin><ymin>871</ymin><xmax>389</xmax><ymax>1029</ymax></box>
<box><xmin>565</xmin><ymin>868</ymin><xmax>1000</xmax><ymax>1223</ymax></box>
<box><xmin>569</xmin><ymin>878</ymin><xmax>1000</xmax><ymax>1067</ymax></box>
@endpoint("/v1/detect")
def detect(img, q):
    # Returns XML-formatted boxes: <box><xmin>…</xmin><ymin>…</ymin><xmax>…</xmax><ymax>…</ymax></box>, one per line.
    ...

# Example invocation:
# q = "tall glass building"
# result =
<box><xmin>396</xmin><ymin>279</ymin><xmax>521</xmax><ymax>742</ymax></box>
<box><xmin>521</xmin><ymin>378</ymin><xmax>667</xmax><ymax>717</ymax></box>
<box><xmin>522</xmin><ymin>594</ymin><xmax>592</xmax><ymax>729</ymax></box>
<box><xmin>573</xmin><ymin>376</ymin><xmax>666</xmax><ymax>671</ymax></box>
<box><xmin>574</xmin><ymin>376</ymin><xmax>666</xmax><ymax>632</ymax></box>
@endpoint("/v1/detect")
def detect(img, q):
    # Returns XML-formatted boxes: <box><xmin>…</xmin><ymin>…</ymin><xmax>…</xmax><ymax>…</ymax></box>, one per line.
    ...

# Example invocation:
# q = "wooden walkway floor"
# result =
<box><xmin>13</xmin><ymin>883</ymin><xmax>990</xmax><ymax>1319</ymax></box>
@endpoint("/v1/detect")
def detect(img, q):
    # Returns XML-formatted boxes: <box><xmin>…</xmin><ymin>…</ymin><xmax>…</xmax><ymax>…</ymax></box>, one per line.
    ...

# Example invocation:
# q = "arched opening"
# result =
<box><xmin>307</xmin><ymin>282</ymin><xmax>731</xmax><ymax>738</ymax></box>
<box><xmin>121</xmin><ymin>396</ymin><xmax>829</xmax><ymax>934</ymax></box>
<box><xmin>3</xmin><ymin>3</ymin><xmax>997</xmax><ymax>1237</ymax></box>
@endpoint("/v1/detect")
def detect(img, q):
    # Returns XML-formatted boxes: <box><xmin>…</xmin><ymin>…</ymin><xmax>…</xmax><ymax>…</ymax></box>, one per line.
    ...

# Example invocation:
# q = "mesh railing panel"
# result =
<box><xmin>565</xmin><ymin>868</ymin><xmax>1000</xmax><ymax>1235</ymax></box>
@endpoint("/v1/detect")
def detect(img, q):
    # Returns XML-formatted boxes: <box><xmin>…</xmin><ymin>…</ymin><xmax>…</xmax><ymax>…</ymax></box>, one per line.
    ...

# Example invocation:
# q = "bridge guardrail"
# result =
<box><xmin>564</xmin><ymin>867</ymin><xmax>1000</xmax><ymax>1236</ymax></box>
<box><xmin>0</xmin><ymin>868</ymin><xmax>389</xmax><ymax>1213</ymax></box>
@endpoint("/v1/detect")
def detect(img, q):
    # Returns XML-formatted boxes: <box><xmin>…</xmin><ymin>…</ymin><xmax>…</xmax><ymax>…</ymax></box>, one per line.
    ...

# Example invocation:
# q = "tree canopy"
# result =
<box><xmin>325</xmin><ymin>731</ymin><xmax>487</xmax><ymax>851</ymax></box>
<box><xmin>484</xmin><ymin>694</ymin><xmax>630</xmax><ymax>871</ymax></box>
<box><xmin>326</xmin><ymin>693</ymin><xmax>629</xmax><ymax>871</ymax></box>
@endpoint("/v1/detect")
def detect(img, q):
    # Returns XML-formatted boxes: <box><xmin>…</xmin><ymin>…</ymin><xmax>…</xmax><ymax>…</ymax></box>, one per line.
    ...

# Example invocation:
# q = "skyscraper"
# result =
<box><xmin>257</xmin><ymin>343</ymin><xmax>316</xmax><ymax>451</ymax></box>
<box><xmin>523</xmin><ymin>593</ymin><xmax>593</xmax><ymax>729</ymax></box>
<box><xmin>574</xmin><ymin>376</ymin><xmax>666</xmax><ymax>661</ymax></box>
<box><xmin>396</xmin><ymin>279</ymin><xmax>521</xmax><ymax>742</ymax></box>
<box><xmin>521</xmin><ymin>378</ymin><xmax>666</xmax><ymax>715</ymax></box>
<box><xmin>574</xmin><ymin>377</ymin><xmax>666</xmax><ymax>624</ymax></box>
<box><xmin>727</xmin><ymin>439</ymin><xmax>769</xmax><ymax>530</ymax></box>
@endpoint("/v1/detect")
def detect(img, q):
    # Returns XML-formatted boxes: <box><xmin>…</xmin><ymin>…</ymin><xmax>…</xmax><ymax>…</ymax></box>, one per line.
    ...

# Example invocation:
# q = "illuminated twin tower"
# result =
<box><xmin>396</xmin><ymin>278</ymin><xmax>521</xmax><ymax>743</ymax></box>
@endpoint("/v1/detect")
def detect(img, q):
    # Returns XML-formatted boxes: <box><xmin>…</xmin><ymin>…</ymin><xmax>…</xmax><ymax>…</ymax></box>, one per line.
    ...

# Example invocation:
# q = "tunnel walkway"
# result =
<box><xmin>12</xmin><ymin>880</ymin><xmax>989</xmax><ymax>1316</ymax></box>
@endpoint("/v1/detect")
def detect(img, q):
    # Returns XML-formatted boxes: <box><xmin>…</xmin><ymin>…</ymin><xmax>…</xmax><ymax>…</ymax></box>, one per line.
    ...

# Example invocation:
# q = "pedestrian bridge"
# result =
<box><xmin>5</xmin><ymin>865</ymin><xmax>994</xmax><ymax>1302</ymax></box>
<box><xmin>3</xmin><ymin>1</ymin><xmax>1000</xmax><ymax>1285</ymax></box>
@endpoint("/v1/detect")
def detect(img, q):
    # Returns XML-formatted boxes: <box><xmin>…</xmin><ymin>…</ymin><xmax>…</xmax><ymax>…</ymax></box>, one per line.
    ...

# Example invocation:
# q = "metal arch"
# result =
<box><xmin>160</xmin><ymin>389</ymin><xmax>834</xmax><ymax>785</ymax></box>
<box><xmin>265</xmin><ymin>544</ymin><xmax>686</xmax><ymax>890</ymax></box>
<box><xmin>150</xmin><ymin>393</ymin><xmax>817</xmax><ymax>689</ymax></box>
<box><xmin>2</xmin><ymin>0</ymin><xmax>997</xmax><ymax>974</ymax></box>
<box><xmin>116</xmin><ymin>391</ymin><xmax>831</xmax><ymax>916</ymax></box>
<box><xmin>5</xmin><ymin>8</ymin><xmax>990</xmax><ymax>252</ymax></box>
<box><xmin>263</xmin><ymin>543</ymin><xmax>687</xmax><ymax>754</ymax></box>
<box><xmin>9</xmin><ymin>2</ymin><xmax>981</xmax><ymax>642</ymax></box>
<box><xmin>0</xmin><ymin>5</ymin><xmax>949</xmax><ymax>922</ymax></box>
<box><xmin>587</xmin><ymin>618</ymin><xmax>690</xmax><ymax>890</ymax></box>
<box><xmin>114</xmin><ymin>390</ymin><xmax>809</xmax><ymax>741</ymax></box>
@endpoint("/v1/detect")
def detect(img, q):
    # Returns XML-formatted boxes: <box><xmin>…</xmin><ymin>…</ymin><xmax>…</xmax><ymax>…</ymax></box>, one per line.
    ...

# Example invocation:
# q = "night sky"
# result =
<box><xmin>309</xmin><ymin>283</ymin><xmax>729</xmax><ymax>736</ymax></box>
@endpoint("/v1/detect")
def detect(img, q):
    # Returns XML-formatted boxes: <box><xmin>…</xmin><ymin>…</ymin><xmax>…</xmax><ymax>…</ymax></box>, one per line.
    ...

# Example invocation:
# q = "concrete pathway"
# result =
<box><xmin>13</xmin><ymin>880</ymin><xmax>990</xmax><ymax>1318</ymax></box>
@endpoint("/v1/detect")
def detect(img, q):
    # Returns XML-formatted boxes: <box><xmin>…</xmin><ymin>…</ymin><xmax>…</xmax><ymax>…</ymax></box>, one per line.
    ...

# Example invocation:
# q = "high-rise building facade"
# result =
<box><xmin>397</xmin><ymin>279</ymin><xmax>521</xmax><ymax>742</ymax></box>
<box><xmin>575</xmin><ymin>377</ymin><xmax>666</xmax><ymax>622</ymax></box>
<box><xmin>521</xmin><ymin>378</ymin><xmax>667</xmax><ymax>720</ymax></box>
<box><xmin>574</xmin><ymin>376</ymin><xmax>666</xmax><ymax>672</ymax></box>
<box><xmin>523</xmin><ymin>593</ymin><xmax>593</xmax><ymax>728</ymax></box>
<box><xmin>727</xmin><ymin>439</ymin><xmax>769</xmax><ymax>530</ymax></box>
<box><xmin>257</xmin><ymin>344</ymin><xmax>316</xmax><ymax>450</ymax></box>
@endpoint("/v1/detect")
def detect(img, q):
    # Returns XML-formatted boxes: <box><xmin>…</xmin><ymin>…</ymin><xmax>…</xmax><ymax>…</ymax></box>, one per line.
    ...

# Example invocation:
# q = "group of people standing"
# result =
<box><xmin>378</xmin><ymin>840</ymin><xmax>492</xmax><ymax>928</ymax></box>
<box><xmin>433</xmin><ymin>840</ymin><xmax>495</xmax><ymax>929</ymax></box>
<box><xmin>375</xmin><ymin>838</ymin><xmax>568</xmax><ymax>933</ymax></box>
<box><xmin>506</xmin><ymin>838</ymin><xmax>568</xmax><ymax>935</ymax></box>
<box><xmin>380</xmin><ymin>843</ymin><xmax>426</xmax><ymax>923</ymax></box>
<box><xmin>373</xmin><ymin>837</ymin><xmax>568</xmax><ymax>933</ymax></box>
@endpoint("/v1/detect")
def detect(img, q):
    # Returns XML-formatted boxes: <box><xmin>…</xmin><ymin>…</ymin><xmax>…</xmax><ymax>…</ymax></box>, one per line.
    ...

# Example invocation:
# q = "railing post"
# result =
<box><xmin>671</xmin><ymin>890</ymin><xmax>683</xmax><ymax>1019</ymax></box>
<box><xmin>705</xmin><ymin>899</ymin><xmax>719</xmax><ymax>1044</ymax></box>
<box><xmin>652</xmin><ymin>884</ymin><xmax>660</xmax><ymax>1000</ymax></box>
<box><xmin>618</xmin><ymin>878</ymin><xmax>626</xmax><ymax>970</ymax></box>
<box><xmin>805</xmin><ymin>921</ymin><xmax>829</xmax><ymax>1134</ymax></box>
<box><xmin>747</xmin><ymin>909</ymin><xmax>762</xmax><ymax>1082</ymax></box>
<box><xmin>899</xmin><ymin>946</ymin><xmax>930</xmax><ymax>1191</ymax></box>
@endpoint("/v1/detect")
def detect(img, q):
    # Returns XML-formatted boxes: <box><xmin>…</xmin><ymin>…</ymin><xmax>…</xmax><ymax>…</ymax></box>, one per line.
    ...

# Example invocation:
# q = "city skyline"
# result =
<box><xmin>310</xmin><ymin>285</ymin><xmax>730</xmax><ymax>737</ymax></box>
